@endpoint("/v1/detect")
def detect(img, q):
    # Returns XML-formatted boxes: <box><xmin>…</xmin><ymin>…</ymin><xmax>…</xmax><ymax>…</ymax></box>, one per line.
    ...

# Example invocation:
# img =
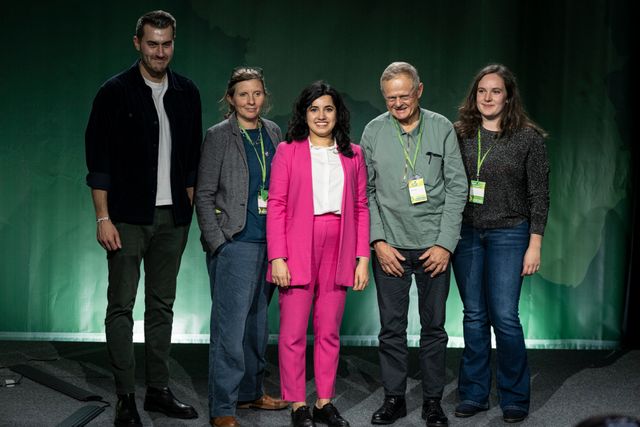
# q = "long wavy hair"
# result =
<box><xmin>285</xmin><ymin>81</ymin><xmax>354</xmax><ymax>158</ymax></box>
<box><xmin>454</xmin><ymin>64</ymin><xmax>546</xmax><ymax>139</ymax></box>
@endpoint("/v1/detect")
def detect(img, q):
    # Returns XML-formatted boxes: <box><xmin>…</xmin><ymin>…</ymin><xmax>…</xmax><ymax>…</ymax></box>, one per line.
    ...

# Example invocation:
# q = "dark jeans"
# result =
<box><xmin>373</xmin><ymin>248</ymin><xmax>450</xmax><ymax>400</ymax></box>
<box><xmin>207</xmin><ymin>241</ymin><xmax>271</xmax><ymax>418</ymax></box>
<box><xmin>452</xmin><ymin>222</ymin><xmax>530</xmax><ymax>413</ymax></box>
<box><xmin>105</xmin><ymin>207</ymin><xmax>189</xmax><ymax>394</ymax></box>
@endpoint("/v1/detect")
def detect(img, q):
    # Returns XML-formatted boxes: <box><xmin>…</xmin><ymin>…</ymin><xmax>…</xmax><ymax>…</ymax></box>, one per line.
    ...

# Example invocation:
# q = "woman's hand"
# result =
<box><xmin>271</xmin><ymin>258</ymin><xmax>291</xmax><ymax>287</ymax></box>
<box><xmin>353</xmin><ymin>257</ymin><xmax>370</xmax><ymax>291</ymax></box>
<box><xmin>521</xmin><ymin>234</ymin><xmax>542</xmax><ymax>276</ymax></box>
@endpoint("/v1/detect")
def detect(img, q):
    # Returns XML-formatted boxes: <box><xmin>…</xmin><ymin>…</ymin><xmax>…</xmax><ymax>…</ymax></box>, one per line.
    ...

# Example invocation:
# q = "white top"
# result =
<box><xmin>144</xmin><ymin>76</ymin><xmax>172</xmax><ymax>206</ymax></box>
<box><xmin>310</xmin><ymin>139</ymin><xmax>344</xmax><ymax>215</ymax></box>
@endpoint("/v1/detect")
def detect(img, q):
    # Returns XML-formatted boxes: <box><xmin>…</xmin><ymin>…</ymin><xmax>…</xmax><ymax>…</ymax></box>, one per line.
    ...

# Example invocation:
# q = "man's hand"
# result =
<box><xmin>97</xmin><ymin>220</ymin><xmax>122</xmax><ymax>251</ymax></box>
<box><xmin>271</xmin><ymin>258</ymin><xmax>291</xmax><ymax>288</ymax></box>
<box><xmin>373</xmin><ymin>241</ymin><xmax>405</xmax><ymax>277</ymax></box>
<box><xmin>419</xmin><ymin>245</ymin><xmax>450</xmax><ymax>277</ymax></box>
<box><xmin>353</xmin><ymin>257</ymin><xmax>370</xmax><ymax>291</ymax></box>
<box><xmin>91</xmin><ymin>189</ymin><xmax>121</xmax><ymax>251</ymax></box>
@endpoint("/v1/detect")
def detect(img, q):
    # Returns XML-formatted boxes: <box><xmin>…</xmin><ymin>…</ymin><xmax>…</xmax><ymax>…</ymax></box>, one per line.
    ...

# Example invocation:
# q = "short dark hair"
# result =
<box><xmin>285</xmin><ymin>81</ymin><xmax>353</xmax><ymax>158</ymax></box>
<box><xmin>135</xmin><ymin>10</ymin><xmax>176</xmax><ymax>40</ymax></box>
<box><xmin>455</xmin><ymin>63</ymin><xmax>546</xmax><ymax>139</ymax></box>
<box><xmin>220</xmin><ymin>66</ymin><xmax>270</xmax><ymax>118</ymax></box>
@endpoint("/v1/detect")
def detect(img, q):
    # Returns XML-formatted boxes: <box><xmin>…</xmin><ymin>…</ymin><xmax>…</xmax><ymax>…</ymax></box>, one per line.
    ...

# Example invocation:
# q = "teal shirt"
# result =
<box><xmin>360</xmin><ymin>108</ymin><xmax>468</xmax><ymax>252</ymax></box>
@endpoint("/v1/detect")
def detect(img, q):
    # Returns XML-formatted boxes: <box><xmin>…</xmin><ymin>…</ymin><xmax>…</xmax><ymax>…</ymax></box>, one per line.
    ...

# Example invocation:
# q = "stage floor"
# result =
<box><xmin>1</xmin><ymin>341</ymin><xmax>639</xmax><ymax>426</ymax></box>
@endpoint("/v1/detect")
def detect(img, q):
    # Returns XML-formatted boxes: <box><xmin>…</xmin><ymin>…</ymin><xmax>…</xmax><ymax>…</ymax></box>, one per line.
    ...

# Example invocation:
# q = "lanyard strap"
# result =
<box><xmin>476</xmin><ymin>128</ymin><xmax>494</xmax><ymax>179</ymax></box>
<box><xmin>392</xmin><ymin>113</ymin><xmax>424</xmax><ymax>175</ymax></box>
<box><xmin>239</xmin><ymin>123</ymin><xmax>267</xmax><ymax>187</ymax></box>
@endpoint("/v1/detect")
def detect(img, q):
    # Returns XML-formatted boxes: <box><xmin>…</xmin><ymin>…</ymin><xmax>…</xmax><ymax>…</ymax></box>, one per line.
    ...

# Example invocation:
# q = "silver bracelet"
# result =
<box><xmin>96</xmin><ymin>216</ymin><xmax>110</xmax><ymax>224</ymax></box>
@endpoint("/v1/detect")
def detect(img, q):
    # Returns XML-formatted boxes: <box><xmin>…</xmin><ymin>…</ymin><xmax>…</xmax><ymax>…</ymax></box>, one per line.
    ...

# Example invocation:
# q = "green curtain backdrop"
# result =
<box><xmin>0</xmin><ymin>0</ymin><xmax>631</xmax><ymax>349</ymax></box>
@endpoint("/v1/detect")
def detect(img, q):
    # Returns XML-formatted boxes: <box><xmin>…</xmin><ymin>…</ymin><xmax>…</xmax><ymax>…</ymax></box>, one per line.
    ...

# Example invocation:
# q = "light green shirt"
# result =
<box><xmin>360</xmin><ymin>109</ymin><xmax>468</xmax><ymax>252</ymax></box>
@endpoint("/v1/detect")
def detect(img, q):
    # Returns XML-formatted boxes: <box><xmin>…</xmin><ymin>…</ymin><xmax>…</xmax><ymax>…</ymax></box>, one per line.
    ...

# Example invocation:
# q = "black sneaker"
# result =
<box><xmin>291</xmin><ymin>405</ymin><xmax>316</xmax><ymax>427</ymax></box>
<box><xmin>422</xmin><ymin>399</ymin><xmax>448</xmax><ymax>426</ymax></box>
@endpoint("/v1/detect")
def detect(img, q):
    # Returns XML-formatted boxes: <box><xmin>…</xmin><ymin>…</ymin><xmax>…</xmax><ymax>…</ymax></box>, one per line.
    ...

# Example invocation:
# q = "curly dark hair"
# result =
<box><xmin>454</xmin><ymin>64</ymin><xmax>546</xmax><ymax>139</ymax></box>
<box><xmin>285</xmin><ymin>81</ymin><xmax>353</xmax><ymax>158</ymax></box>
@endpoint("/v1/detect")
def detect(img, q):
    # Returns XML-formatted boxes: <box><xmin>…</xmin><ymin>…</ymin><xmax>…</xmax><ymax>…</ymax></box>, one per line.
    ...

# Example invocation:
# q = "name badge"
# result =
<box><xmin>258</xmin><ymin>189</ymin><xmax>268</xmax><ymax>215</ymax></box>
<box><xmin>408</xmin><ymin>177</ymin><xmax>428</xmax><ymax>204</ymax></box>
<box><xmin>469</xmin><ymin>180</ymin><xmax>486</xmax><ymax>204</ymax></box>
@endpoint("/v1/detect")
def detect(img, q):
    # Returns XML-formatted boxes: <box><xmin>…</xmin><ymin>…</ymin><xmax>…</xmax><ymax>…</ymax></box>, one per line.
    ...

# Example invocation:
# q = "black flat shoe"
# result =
<box><xmin>291</xmin><ymin>405</ymin><xmax>315</xmax><ymax>427</ymax></box>
<box><xmin>454</xmin><ymin>403</ymin><xmax>487</xmax><ymax>418</ymax></box>
<box><xmin>503</xmin><ymin>409</ymin><xmax>527</xmax><ymax>423</ymax></box>
<box><xmin>422</xmin><ymin>399</ymin><xmax>448</xmax><ymax>426</ymax></box>
<box><xmin>371</xmin><ymin>396</ymin><xmax>407</xmax><ymax>425</ymax></box>
<box><xmin>143</xmin><ymin>387</ymin><xmax>198</xmax><ymax>419</ymax></box>
<box><xmin>313</xmin><ymin>403</ymin><xmax>349</xmax><ymax>427</ymax></box>
<box><xmin>114</xmin><ymin>393</ymin><xmax>142</xmax><ymax>426</ymax></box>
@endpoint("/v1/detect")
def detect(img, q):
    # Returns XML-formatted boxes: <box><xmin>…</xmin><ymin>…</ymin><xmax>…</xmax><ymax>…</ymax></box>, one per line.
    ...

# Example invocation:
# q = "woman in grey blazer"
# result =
<box><xmin>195</xmin><ymin>67</ymin><xmax>288</xmax><ymax>427</ymax></box>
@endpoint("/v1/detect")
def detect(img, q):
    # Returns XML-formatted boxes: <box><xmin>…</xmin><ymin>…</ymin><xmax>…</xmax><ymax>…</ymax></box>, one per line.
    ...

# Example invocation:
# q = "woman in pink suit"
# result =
<box><xmin>267</xmin><ymin>81</ymin><xmax>370</xmax><ymax>427</ymax></box>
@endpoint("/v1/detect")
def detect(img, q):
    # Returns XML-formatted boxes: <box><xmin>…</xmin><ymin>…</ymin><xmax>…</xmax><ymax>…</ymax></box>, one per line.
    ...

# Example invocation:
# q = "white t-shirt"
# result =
<box><xmin>144</xmin><ymin>76</ymin><xmax>172</xmax><ymax>206</ymax></box>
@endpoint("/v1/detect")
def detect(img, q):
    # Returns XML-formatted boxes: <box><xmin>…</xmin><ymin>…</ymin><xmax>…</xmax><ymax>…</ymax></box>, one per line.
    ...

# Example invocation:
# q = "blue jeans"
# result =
<box><xmin>452</xmin><ymin>222</ymin><xmax>530</xmax><ymax>413</ymax></box>
<box><xmin>207</xmin><ymin>241</ymin><xmax>271</xmax><ymax>418</ymax></box>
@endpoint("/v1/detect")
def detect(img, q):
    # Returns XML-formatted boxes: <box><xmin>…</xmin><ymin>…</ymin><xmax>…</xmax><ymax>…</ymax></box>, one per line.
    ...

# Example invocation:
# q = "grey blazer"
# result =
<box><xmin>195</xmin><ymin>113</ymin><xmax>282</xmax><ymax>253</ymax></box>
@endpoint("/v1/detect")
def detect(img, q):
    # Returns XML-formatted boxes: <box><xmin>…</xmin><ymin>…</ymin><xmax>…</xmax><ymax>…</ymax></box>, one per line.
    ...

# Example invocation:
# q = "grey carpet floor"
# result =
<box><xmin>1</xmin><ymin>341</ymin><xmax>639</xmax><ymax>426</ymax></box>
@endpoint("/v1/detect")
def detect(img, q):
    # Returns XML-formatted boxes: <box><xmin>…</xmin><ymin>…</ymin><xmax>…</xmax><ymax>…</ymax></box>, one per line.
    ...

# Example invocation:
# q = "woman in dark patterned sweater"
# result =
<box><xmin>452</xmin><ymin>64</ymin><xmax>550</xmax><ymax>424</ymax></box>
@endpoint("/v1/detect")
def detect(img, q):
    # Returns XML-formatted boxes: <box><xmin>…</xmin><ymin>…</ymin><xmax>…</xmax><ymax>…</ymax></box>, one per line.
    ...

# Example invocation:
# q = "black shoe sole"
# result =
<box><xmin>454</xmin><ymin>411</ymin><xmax>476</xmax><ymax>418</ymax></box>
<box><xmin>452</xmin><ymin>405</ymin><xmax>488</xmax><ymax>419</ymax></box>
<box><xmin>313</xmin><ymin>417</ymin><xmax>350</xmax><ymax>427</ymax></box>
<box><xmin>504</xmin><ymin>416</ymin><xmax>527</xmax><ymax>423</ymax></box>
<box><xmin>371</xmin><ymin>408</ymin><xmax>407</xmax><ymax>425</ymax></box>
<box><xmin>143</xmin><ymin>402</ymin><xmax>198</xmax><ymax>419</ymax></box>
<box><xmin>454</xmin><ymin>409</ymin><xmax>487</xmax><ymax>418</ymax></box>
<box><xmin>313</xmin><ymin>408</ymin><xmax>350</xmax><ymax>426</ymax></box>
<box><xmin>422</xmin><ymin>411</ymin><xmax>450</xmax><ymax>424</ymax></box>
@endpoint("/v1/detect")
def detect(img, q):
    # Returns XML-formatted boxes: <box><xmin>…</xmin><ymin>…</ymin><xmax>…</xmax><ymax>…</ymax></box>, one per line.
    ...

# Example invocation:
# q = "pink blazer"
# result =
<box><xmin>266</xmin><ymin>140</ymin><xmax>370</xmax><ymax>287</ymax></box>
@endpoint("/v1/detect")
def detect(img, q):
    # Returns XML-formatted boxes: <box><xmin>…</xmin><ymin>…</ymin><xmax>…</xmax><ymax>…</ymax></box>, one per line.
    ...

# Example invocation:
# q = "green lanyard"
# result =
<box><xmin>239</xmin><ymin>123</ymin><xmax>267</xmax><ymax>189</ymax></box>
<box><xmin>392</xmin><ymin>113</ymin><xmax>424</xmax><ymax>175</ymax></box>
<box><xmin>476</xmin><ymin>128</ymin><xmax>494</xmax><ymax>180</ymax></box>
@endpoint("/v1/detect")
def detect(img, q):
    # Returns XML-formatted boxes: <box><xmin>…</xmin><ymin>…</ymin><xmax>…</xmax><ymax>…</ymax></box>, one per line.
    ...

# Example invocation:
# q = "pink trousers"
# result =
<box><xmin>278</xmin><ymin>213</ymin><xmax>347</xmax><ymax>402</ymax></box>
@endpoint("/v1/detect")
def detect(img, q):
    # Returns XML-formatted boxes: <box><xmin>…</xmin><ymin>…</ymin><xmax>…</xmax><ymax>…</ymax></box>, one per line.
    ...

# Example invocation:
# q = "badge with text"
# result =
<box><xmin>408</xmin><ymin>177</ymin><xmax>428</xmax><ymax>204</ymax></box>
<box><xmin>258</xmin><ymin>188</ymin><xmax>268</xmax><ymax>215</ymax></box>
<box><xmin>469</xmin><ymin>180</ymin><xmax>486</xmax><ymax>204</ymax></box>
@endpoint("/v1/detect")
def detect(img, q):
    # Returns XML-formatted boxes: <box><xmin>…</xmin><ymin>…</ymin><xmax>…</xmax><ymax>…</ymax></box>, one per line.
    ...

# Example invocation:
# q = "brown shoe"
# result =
<box><xmin>210</xmin><ymin>416</ymin><xmax>240</xmax><ymax>427</ymax></box>
<box><xmin>237</xmin><ymin>394</ymin><xmax>288</xmax><ymax>410</ymax></box>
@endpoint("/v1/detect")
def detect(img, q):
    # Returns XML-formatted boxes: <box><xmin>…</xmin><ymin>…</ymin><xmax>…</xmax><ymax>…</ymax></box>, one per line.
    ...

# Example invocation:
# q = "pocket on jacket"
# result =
<box><xmin>424</xmin><ymin>152</ymin><xmax>443</xmax><ymax>188</ymax></box>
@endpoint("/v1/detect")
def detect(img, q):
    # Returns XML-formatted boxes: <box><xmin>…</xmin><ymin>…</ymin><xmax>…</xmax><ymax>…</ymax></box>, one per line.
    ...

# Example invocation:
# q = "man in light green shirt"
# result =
<box><xmin>362</xmin><ymin>62</ymin><xmax>467</xmax><ymax>427</ymax></box>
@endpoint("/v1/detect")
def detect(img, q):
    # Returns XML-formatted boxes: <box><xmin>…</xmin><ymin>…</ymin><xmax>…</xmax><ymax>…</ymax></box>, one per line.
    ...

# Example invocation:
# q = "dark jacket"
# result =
<box><xmin>85</xmin><ymin>61</ymin><xmax>202</xmax><ymax>225</ymax></box>
<box><xmin>195</xmin><ymin>114</ymin><xmax>282</xmax><ymax>253</ymax></box>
